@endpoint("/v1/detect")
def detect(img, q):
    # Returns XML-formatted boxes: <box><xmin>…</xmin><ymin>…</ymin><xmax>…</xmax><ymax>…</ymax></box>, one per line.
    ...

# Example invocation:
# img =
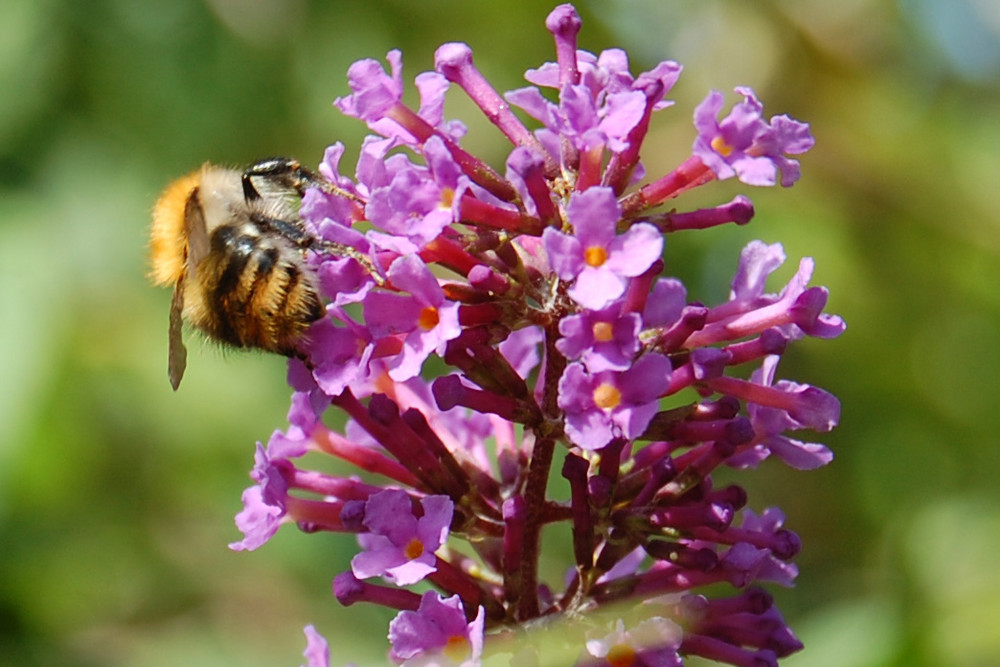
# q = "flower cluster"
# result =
<box><xmin>231</xmin><ymin>5</ymin><xmax>842</xmax><ymax>666</ymax></box>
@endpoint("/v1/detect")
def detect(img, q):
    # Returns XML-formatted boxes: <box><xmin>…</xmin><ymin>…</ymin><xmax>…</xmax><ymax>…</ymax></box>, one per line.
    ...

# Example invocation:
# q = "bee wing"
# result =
<box><xmin>168</xmin><ymin>276</ymin><xmax>188</xmax><ymax>391</ymax></box>
<box><xmin>184</xmin><ymin>187</ymin><xmax>210</xmax><ymax>272</ymax></box>
<box><xmin>165</xmin><ymin>189</ymin><xmax>209</xmax><ymax>390</ymax></box>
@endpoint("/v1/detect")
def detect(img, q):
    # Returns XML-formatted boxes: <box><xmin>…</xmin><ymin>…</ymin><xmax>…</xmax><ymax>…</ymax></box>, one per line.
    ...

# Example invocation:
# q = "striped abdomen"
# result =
<box><xmin>184</xmin><ymin>219</ymin><xmax>323</xmax><ymax>355</ymax></box>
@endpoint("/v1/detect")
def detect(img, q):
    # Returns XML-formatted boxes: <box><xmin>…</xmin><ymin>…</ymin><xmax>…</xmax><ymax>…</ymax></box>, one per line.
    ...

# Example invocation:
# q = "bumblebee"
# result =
<box><xmin>149</xmin><ymin>158</ymin><xmax>345</xmax><ymax>390</ymax></box>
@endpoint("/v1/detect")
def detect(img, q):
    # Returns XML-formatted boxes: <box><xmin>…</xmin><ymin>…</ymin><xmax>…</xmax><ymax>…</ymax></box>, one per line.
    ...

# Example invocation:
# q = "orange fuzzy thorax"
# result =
<box><xmin>149</xmin><ymin>169</ymin><xmax>201</xmax><ymax>286</ymax></box>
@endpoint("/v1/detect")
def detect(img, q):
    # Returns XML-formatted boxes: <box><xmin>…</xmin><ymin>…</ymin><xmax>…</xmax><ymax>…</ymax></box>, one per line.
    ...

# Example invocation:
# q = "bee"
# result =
<box><xmin>149</xmin><ymin>157</ymin><xmax>358</xmax><ymax>390</ymax></box>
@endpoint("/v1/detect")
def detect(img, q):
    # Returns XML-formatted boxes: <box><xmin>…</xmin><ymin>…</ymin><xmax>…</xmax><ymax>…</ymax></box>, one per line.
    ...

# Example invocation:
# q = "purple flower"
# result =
<box><xmin>733</xmin><ymin>355</ymin><xmax>836</xmax><ymax>469</ymax></box>
<box><xmin>363</xmin><ymin>254</ymin><xmax>462</xmax><ymax>381</ymax></box>
<box><xmin>300</xmin><ymin>625</ymin><xmax>331</xmax><ymax>667</ymax></box>
<box><xmin>730</xmin><ymin>240</ymin><xmax>788</xmax><ymax>307</ymax></box>
<box><xmin>756</xmin><ymin>113</ymin><xmax>816</xmax><ymax>187</ymax></box>
<box><xmin>508</xmin><ymin>47</ymin><xmax>682</xmax><ymax>157</ymax></box>
<box><xmin>556</xmin><ymin>302</ymin><xmax>641</xmax><ymax>372</ymax></box>
<box><xmin>388</xmin><ymin>592</ymin><xmax>485</xmax><ymax>666</ymax></box>
<box><xmin>687</xmin><ymin>241</ymin><xmax>846</xmax><ymax>347</ymax></box>
<box><xmin>334</xmin><ymin>50</ymin><xmax>416</xmax><ymax>143</ymax></box>
<box><xmin>498</xmin><ymin>325</ymin><xmax>544</xmax><ymax>379</ymax></box>
<box><xmin>336</xmin><ymin>50</ymin><xmax>404</xmax><ymax>121</ymax></box>
<box><xmin>705</xmin><ymin>367</ymin><xmax>840</xmax><ymax>436</ymax></box>
<box><xmin>737</xmin><ymin>508</ymin><xmax>800</xmax><ymax>586</ymax></box>
<box><xmin>298</xmin><ymin>318</ymin><xmax>374</xmax><ymax>398</ymax></box>
<box><xmin>585</xmin><ymin>617</ymin><xmax>683</xmax><ymax>667</ymax></box>
<box><xmin>642</xmin><ymin>278</ymin><xmax>687</xmax><ymax>329</ymax></box>
<box><xmin>230</xmin><ymin>484</ymin><xmax>285</xmax><ymax>552</ymax></box>
<box><xmin>366</xmin><ymin>136</ymin><xmax>470</xmax><ymax>248</ymax></box>
<box><xmin>352</xmin><ymin>489</ymin><xmax>454</xmax><ymax>586</ymax></box>
<box><xmin>693</xmin><ymin>87</ymin><xmax>813</xmax><ymax>187</ymax></box>
<box><xmin>229</xmin><ymin>440</ymin><xmax>297</xmax><ymax>551</ymax></box>
<box><xmin>543</xmin><ymin>187</ymin><xmax>662</xmax><ymax>310</ymax></box>
<box><xmin>558</xmin><ymin>353</ymin><xmax>671</xmax><ymax>450</ymax></box>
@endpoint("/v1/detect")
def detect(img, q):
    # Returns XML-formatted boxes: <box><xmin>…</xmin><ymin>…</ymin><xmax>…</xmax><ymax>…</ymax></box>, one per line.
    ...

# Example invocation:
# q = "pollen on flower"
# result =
<box><xmin>593</xmin><ymin>321</ymin><xmax>614</xmax><ymax>343</ymax></box>
<box><xmin>593</xmin><ymin>382</ymin><xmax>622</xmax><ymax>410</ymax></box>
<box><xmin>711</xmin><ymin>135</ymin><xmax>734</xmax><ymax>157</ymax></box>
<box><xmin>585</xmin><ymin>245</ymin><xmax>609</xmax><ymax>267</ymax></box>
<box><xmin>404</xmin><ymin>537</ymin><xmax>425</xmax><ymax>560</ymax></box>
<box><xmin>419</xmin><ymin>306</ymin><xmax>441</xmax><ymax>330</ymax></box>
<box><xmin>606</xmin><ymin>643</ymin><xmax>637</xmax><ymax>667</ymax></box>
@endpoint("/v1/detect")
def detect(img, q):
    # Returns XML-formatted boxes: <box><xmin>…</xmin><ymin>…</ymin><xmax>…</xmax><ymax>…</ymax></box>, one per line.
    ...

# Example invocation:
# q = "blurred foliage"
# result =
<box><xmin>0</xmin><ymin>0</ymin><xmax>998</xmax><ymax>665</ymax></box>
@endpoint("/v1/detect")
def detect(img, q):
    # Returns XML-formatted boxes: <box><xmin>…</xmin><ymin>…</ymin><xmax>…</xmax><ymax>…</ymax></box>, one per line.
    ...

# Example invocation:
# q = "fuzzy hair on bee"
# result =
<box><xmin>149</xmin><ymin>158</ymin><xmax>344</xmax><ymax>390</ymax></box>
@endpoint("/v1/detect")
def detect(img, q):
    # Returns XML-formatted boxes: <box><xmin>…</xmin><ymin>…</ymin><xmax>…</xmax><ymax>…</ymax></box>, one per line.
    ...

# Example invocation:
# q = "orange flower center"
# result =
<box><xmin>419</xmin><ymin>306</ymin><xmax>440</xmax><ymax>331</ymax></box>
<box><xmin>593</xmin><ymin>382</ymin><xmax>621</xmax><ymax>410</ymax></box>
<box><xmin>584</xmin><ymin>245</ymin><xmax>608</xmax><ymax>267</ymax></box>
<box><xmin>710</xmin><ymin>135</ymin><xmax>734</xmax><ymax>157</ymax></box>
<box><xmin>606</xmin><ymin>643</ymin><xmax>637</xmax><ymax>667</ymax></box>
<box><xmin>440</xmin><ymin>186</ymin><xmax>455</xmax><ymax>209</ymax></box>
<box><xmin>592</xmin><ymin>321</ymin><xmax>614</xmax><ymax>342</ymax></box>
<box><xmin>404</xmin><ymin>537</ymin><xmax>425</xmax><ymax>560</ymax></box>
<box><xmin>443</xmin><ymin>635</ymin><xmax>470</xmax><ymax>662</ymax></box>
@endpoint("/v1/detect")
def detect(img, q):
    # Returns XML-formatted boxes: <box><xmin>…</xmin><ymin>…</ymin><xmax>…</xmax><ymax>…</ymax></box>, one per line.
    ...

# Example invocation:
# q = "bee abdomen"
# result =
<box><xmin>248</xmin><ymin>257</ymin><xmax>324</xmax><ymax>353</ymax></box>
<box><xmin>197</xmin><ymin>224</ymin><xmax>323</xmax><ymax>355</ymax></box>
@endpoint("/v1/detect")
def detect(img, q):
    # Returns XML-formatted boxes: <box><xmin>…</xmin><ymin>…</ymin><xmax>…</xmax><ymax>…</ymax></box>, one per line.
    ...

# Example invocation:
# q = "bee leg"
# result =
<box><xmin>242</xmin><ymin>157</ymin><xmax>360</xmax><ymax>203</ymax></box>
<box><xmin>242</xmin><ymin>157</ymin><xmax>308</xmax><ymax>200</ymax></box>
<box><xmin>253</xmin><ymin>215</ymin><xmax>313</xmax><ymax>247</ymax></box>
<box><xmin>250</xmin><ymin>211</ymin><xmax>380</xmax><ymax>279</ymax></box>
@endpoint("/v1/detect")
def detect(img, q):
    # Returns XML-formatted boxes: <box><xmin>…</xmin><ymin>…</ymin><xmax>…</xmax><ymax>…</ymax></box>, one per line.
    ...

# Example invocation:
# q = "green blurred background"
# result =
<box><xmin>1</xmin><ymin>0</ymin><xmax>998</xmax><ymax>665</ymax></box>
